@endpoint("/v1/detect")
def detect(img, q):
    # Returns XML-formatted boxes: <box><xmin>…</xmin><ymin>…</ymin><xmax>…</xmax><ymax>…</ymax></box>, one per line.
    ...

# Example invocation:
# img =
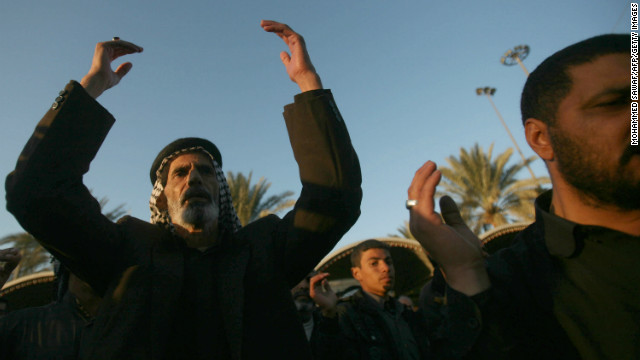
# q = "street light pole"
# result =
<box><xmin>501</xmin><ymin>45</ymin><xmax>530</xmax><ymax>77</ymax></box>
<box><xmin>476</xmin><ymin>87</ymin><xmax>537</xmax><ymax>180</ymax></box>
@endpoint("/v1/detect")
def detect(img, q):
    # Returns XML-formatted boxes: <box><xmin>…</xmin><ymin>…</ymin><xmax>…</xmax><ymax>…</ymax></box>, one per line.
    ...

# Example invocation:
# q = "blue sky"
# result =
<box><xmin>0</xmin><ymin>0</ymin><xmax>630</xmax><ymax>250</ymax></box>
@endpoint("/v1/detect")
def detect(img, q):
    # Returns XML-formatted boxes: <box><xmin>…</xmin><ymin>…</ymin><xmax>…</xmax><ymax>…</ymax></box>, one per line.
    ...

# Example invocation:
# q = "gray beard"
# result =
<box><xmin>170</xmin><ymin>201</ymin><xmax>220</xmax><ymax>229</ymax></box>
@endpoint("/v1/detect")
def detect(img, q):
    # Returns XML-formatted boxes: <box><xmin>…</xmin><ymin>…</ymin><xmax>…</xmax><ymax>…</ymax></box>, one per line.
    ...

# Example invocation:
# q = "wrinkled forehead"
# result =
<box><xmin>167</xmin><ymin>151</ymin><xmax>216</xmax><ymax>171</ymax></box>
<box><xmin>158</xmin><ymin>149</ymin><xmax>217</xmax><ymax>184</ymax></box>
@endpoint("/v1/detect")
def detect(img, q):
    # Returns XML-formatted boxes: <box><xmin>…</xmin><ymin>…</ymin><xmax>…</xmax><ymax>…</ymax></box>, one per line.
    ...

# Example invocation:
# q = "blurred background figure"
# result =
<box><xmin>0</xmin><ymin>258</ymin><xmax>101</xmax><ymax>360</ymax></box>
<box><xmin>0</xmin><ymin>248</ymin><xmax>22</xmax><ymax>288</ymax></box>
<box><xmin>398</xmin><ymin>295</ymin><xmax>417</xmax><ymax>312</ymax></box>
<box><xmin>291</xmin><ymin>271</ymin><xmax>321</xmax><ymax>341</ymax></box>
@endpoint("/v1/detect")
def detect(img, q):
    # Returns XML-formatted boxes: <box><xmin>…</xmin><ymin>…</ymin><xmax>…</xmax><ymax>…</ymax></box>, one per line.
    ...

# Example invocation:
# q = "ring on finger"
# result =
<box><xmin>405</xmin><ymin>200</ymin><xmax>418</xmax><ymax>209</ymax></box>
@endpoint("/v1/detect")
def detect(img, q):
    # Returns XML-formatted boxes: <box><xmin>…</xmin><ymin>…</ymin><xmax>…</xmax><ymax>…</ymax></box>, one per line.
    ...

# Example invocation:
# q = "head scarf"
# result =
<box><xmin>149</xmin><ymin>146</ymin><xmax>241</xmax><ymax>234</ymax></box>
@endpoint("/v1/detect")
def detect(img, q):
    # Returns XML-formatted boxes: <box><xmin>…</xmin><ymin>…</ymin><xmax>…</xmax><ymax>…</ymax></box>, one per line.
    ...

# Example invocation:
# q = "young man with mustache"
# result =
<box><xmin>309</xmin><ymin>240</ymin><xmax>434</xmax><ymax>359</ymax></box>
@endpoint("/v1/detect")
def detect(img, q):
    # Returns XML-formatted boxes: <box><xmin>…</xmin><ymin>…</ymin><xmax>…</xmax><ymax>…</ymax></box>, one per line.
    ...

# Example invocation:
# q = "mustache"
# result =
<box><xmin>292</xmin><ymin>288</ymin><xmax>310</xmax><ymax>299</ymax></box>
<box><xmin>180</xmin><ymin>186</ymin><xmax>213</xmax><ymax>205</ymax></box>
<box><xmin>620</xmin><ymin>145</ymin><xmax>640</xmax><ymax>166</ymax></box>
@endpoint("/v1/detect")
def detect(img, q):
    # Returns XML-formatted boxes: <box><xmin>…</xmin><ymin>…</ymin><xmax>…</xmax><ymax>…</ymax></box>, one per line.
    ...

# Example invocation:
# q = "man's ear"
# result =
<box><xmin>156</xmin><ymin>192</ymin><xmax>167</xmax><ymax>210</ymax></box>
<box><xmin>524</xmin><ymin>118</ymin><xmax>554</xmax><ymax>161</ymax></box>
<box><xmin>351</xmin><ymin>267</ymin><xmax>362</xmax><ymax>282</ymax></box>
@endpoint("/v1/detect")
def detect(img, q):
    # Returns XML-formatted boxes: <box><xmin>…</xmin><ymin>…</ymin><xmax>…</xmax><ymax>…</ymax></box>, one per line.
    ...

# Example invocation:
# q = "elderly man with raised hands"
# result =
<box><xmin>6</xmin><ymin>20</ymin><xmax>361</xmax><ymax>359</ymax></box>
<box><xmin>407</xmin><ymin>34</ymin><xmax>639</xmax><ymax>359</ymax></box>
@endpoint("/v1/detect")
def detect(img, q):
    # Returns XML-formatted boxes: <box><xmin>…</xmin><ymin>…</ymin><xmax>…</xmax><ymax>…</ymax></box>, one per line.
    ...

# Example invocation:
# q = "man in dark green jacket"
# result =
<box><xmin>6</xmin><ymin>20</ymin><xmax>361</xmax><ymax>359</ymax></box>
<box><xmin>407</xmin><ymin>34</ymin><xmax>639</xmax><ymax>359</ymax></box>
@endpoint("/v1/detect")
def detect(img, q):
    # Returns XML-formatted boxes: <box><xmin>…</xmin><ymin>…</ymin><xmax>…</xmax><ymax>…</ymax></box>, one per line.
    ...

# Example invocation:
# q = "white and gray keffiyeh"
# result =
<box><xmin>149</xmin><ymin>146</ymin><xmax>241</xmax><ymax>234</ymax></box>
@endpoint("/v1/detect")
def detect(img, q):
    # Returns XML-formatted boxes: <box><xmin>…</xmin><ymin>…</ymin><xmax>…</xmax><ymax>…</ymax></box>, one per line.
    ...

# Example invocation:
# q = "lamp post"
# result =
<box><xmin>500</xmin><ymin>45</ymin><xmax>530</xmax><ymax>77</ymax></box>
<box><xmin>476</xmin><ymin>87</ymin><xmax>537</xmax><ymax>180</ymax></box>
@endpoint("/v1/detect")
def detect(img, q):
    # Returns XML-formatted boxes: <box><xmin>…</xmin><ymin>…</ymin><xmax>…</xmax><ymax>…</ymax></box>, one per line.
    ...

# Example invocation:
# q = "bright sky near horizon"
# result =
<box><xmin>0</xmin><ymin>1</ymin><xmax>631</xmax><ymax>252</ymax></box>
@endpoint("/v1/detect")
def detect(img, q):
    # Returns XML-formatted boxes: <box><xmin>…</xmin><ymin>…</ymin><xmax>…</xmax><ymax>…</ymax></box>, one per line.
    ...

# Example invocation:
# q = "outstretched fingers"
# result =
<box><xmin>99</xmin><ymin>40</ymin><xmax>143</xmax><ymax>62</ymax></box>
<box><xmin>261</xmin><ymin>20</ymin><xmax>295</xmax><ymax>36</ymax></box>
<box><xmin>82</xmin><ymin>38</ymin><xmax>143</xmax><ymax>98</ymax></box>
<box><xmin>114</xmin><ymin>62</ymin><xmax>133</xmax><ymax>80</ymax></box>
<box><xmin>408</xmin><ymin>161</ymin><xmax>442</xmax><ymax>225</ymax></box>
<box><xmin>260</xmin><ymin>19</ymin><xmax>320</xmax><ymax>91</ymax></box>
<box><xmin>309</xmin><ymin>272</ymin><xmax>331</xmax><ymax>297</ymax></box>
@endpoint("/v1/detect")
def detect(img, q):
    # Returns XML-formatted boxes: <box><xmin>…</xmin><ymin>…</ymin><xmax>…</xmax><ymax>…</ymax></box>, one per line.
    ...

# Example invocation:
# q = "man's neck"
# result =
<box><xmin>174</xmin><ymin>222</ymin><xmax>220</xmax><ymax>249</ymax></box>
<box><xmin>550</xmin><ymin>182</ymin><xmax>640</xmax><ymax>236</ymax></box>
<box><xmin>362</xmin><ymin>288</ymin><xmax>391</xmax><ymax>306</ymax></box>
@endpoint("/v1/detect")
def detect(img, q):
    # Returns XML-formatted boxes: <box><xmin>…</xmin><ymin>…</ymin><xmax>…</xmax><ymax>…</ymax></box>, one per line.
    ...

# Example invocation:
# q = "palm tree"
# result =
<box><xmin>98</xmin><ymin>197</ymin><xmax>127</xmax><ymax>222</ymax></box>
<box><xmin>388</xmin><ymin>221</ymin><xmax>415</xmax><ymax>240</ymax></box>
<box><xmin>226</xmin><ymin>171</ymin><xmax>296</xmax><ymax>226</ymax></box>
<box><xmin>437</xmin><ymin>143</ymin><xmax>549</xmax><ymax>234</ymax></box>
<box><xmin>0</xmin><ymin>195</ymin><xmax>127</xmax><ymax>282</ymax></box>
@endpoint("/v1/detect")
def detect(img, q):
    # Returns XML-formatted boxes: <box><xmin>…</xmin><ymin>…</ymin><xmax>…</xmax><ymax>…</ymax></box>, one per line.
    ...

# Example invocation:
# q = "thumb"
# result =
<box><xmin>439</xmin><ymin>196</ymin><xmax>465</xmax><ymax>227</ymax></box>
<box><xmin>279</xmin><ymin>51</ymin><xmax>291</xmax><ymax>67</ymax></box>
<box><xmin>114</xmin><ymin>62</ymin><xmax>133</xmax><ymax>80</ymax></box>
<box><xmin>439</xmin><ymin>195</ymin><xmax>480</xmax><ymax>244</ymax></box>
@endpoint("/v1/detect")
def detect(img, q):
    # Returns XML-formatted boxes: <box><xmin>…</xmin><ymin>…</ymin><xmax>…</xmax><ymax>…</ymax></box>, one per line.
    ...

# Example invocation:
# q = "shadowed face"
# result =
<box><xmin>162</xmin><ymin>152</ymin><xmax>220</xmax><ymax>230</ymax></box>
<box><xmin>352</xmin><ymin>248</ymin><xmax>395</xmax><ymax>297</ymax></box>
<box><xmin>291</xmin><ymin>277</ymin><xmax>314</xmax><ymax>321</ymax></box>
<box><xmin>549</xmin><ymin>53</ymin><xmax>640</xmax><ymax>209</ymax></box>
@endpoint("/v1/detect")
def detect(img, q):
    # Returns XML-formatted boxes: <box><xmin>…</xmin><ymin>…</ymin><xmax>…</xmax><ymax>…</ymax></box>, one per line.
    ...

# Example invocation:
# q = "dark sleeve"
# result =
<box><xmin>0</xmin><ymin>312</ymin><xmax>19</xmax><ymax>359</ymax></box>
<box><xmin>310</xmin><ymin>314</ymin><xmax>344</xmax><ymax>360</ymax></box>
<box><xmin>421</xmin><ymin>251</ymin><xmax>543</xmax><ymax>359</ymax></box>
<box><xmin>5</xmin><ymin>81</ymin><xmax>127</xmax><ymax>294</ymax></box>
<box><xmin>277</xmin><ymin>89</ymin><xmax>362</xmax><ymax>286</ymax></box>
<box><xmin>419</xmin><ymin>269</ymin><xmax>486</xmax><ymax>359</ymax></box>
<box><xmin>311</xmin><ymin>309</ymin><xmax>362</xmax><ymax>360</ymax></box>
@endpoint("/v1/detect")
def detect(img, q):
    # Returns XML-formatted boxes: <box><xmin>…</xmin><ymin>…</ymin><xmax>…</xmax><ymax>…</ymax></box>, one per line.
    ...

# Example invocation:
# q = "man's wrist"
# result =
<box><xmin>296</xmin><ymin>73</ymin><xmax>323</xmax><ymax>92</ymax></box>
<box><xmin>442</xmin><ymin>264</ymin><xmax>491</xmax><ymax>296</ymax></box>
<box><xmin>80</xmin><ymin>74</ymin><xmax>105</xmax><ymax>99</ymax></box>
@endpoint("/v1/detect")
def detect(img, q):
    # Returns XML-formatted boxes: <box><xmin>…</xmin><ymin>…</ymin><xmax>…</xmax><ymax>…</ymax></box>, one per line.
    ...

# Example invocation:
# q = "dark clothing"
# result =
<box><xmin>311</xmin><ymin>289</ymin><xmax>430</xmax><ymax>360</ymax></box>
<box><xmin>169</xmin><ymin>244</ymin><xmax>230</xmax><ymax>358</ymax></box>
<box><xmin>454</xmin><ymin>191</ymin><xmax>640</xmax><ymax>359</ymax></box>
<box><xmin>0</xmin><ymin>292</ymin><xmax>93</xmax><ymax>360</ymax></box>
<box><xmin>5</xmin><ymin>81</ymin><xmax>362</xmax><ymax>359</ymax></box>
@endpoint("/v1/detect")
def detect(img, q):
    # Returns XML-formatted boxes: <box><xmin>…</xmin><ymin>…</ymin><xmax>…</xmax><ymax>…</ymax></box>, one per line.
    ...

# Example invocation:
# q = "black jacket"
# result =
<box><xmin>311</xmin><ymin>289</ymin><xmax>432</xmax><ymax>360</ymax></box>
<box><xmin>6</xmin><ymin>82</ymin><xmax>362</xmax><ymax>359</ymax></box>
<box><xmin>0</xmin><ymin>292</ymin><xmax>92</xmax><ymax>360</ymax></box>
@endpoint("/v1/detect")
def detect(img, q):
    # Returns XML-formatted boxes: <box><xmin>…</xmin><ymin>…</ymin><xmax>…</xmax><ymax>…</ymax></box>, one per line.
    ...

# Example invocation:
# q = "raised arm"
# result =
<box><xmin>5</xmin><ymin>40</ymin><xmax>143</xmax><ymax>294</ymax></box>
<box><xmin>80</xmin><ymin>39</ymin><xmax>143</xmax><ymax>99</ymax></box>
<box><xmin>259</xmin><ymin>21</ymin><xmax>361</xmax><ymax>285</ymax></box>
<box><xmin>407</xmin><ymin>161</ymin><xmax>490</xmax><ymax>296</ymax></box>
<box><xmin>261</xmin><ymin>20</ymin><xmax>323</xmax><ymax>92</ymax></box>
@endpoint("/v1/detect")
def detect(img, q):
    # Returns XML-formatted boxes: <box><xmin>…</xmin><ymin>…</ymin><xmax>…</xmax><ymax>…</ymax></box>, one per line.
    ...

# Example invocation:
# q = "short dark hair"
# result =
<box><xmin>521</xmin><ymin>34</ymin><xmax>630</xmax><ymax>126</ymax></box>
<box><xmin>350</xmin><ymin>239</ymin><xmax>391</xmax><ymax>268</ymax></box>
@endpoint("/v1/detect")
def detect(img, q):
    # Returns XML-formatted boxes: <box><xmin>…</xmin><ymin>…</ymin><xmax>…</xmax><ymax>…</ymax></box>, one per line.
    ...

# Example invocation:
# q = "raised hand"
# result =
<box><xmin>0</xmin><ymin>248</ymin><xmax>22</xmax><ymax>287</ymax></box>
<box><xmin>407</xmin><ymin>161</ymin><xmax>490</xmax><ymax>295</ymax></box>
<box><xmin>80</xmin><ymin>39</ymin><xmax>143</xmax><ymax>99</ymax></box>
<box><xmin>261</xmin><ymin>20</ymin><xmax>322</xmax><ymax>92</ymax></box>
<box><xmin>309</xmin><ymin>272</ymin><xmax>338</xmax><ymax>317</ymax></box>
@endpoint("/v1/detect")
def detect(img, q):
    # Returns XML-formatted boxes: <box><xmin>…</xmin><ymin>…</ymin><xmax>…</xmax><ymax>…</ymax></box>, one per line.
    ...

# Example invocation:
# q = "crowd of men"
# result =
<box><xmin>0</xmin><ymin>18</ymin><xmax>637</xmax><ymax>360</ymax></box>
